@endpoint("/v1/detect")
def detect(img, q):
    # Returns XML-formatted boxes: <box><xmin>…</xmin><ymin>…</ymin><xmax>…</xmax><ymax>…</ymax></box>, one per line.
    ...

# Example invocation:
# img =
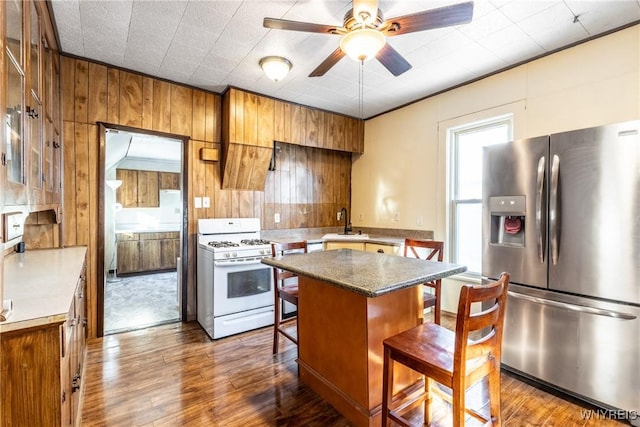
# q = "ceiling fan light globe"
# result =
<box><xmin>340</xmin><ymin>29</ymin><xmax>386</xmax><ymax>62</ymax></box>
<box><xmin>259</xmin><ymin>56</ymin><xmax>292</xmax><ymax>82</ymax></box>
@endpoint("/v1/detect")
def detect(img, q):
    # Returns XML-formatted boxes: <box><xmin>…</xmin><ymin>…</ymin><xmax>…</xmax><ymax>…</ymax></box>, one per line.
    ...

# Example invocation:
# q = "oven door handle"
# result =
<box><xmin>214</xmin><ymin>258</ymin><xmax>267</xmax><ymax>267</ymax></box>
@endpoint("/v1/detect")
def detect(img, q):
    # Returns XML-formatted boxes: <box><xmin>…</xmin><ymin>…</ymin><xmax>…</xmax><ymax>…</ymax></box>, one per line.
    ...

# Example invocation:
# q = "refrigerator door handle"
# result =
<box><xmin>550</xmin><ymin>154</ymin><xmax>560</xmax><ymax>265</ymax></box>
<box><xmin>535</xmin><ymin>156</ymin><xmax>546</xmax><ymax>263</ymax></box>
<box><xmin>507</xmin><ymin>290</ymin><xmax>637</xmax><ymax>320</ymax></box>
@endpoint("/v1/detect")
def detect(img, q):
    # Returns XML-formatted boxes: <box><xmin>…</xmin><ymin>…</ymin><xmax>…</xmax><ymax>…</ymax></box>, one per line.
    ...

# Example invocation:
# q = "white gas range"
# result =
<box><xmin>196</xmin><ymin>218</ymin><xmax>274</xmax><ymax>339</ymax></box>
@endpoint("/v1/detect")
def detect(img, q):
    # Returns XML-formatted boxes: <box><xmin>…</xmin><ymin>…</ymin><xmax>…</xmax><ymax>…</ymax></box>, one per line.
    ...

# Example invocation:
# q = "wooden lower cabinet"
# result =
<box><xmin>0</xmin><ymin>261</ymin><xmax>87</xmax><ymax>427</ymax></box>
<box><xmin>117</xmin><ymin>240</ymin><xmax>141</xmax><ymax>274</ymax></box>
<box><xmin>323</xmin><ymin>241</ymin><xmax>365</xmax><ymax>251</ymax></box>
<box><xmin>365</xmin><ymin>242</ymin><xmax>400</xmax><ymax>255</ymax></box>
<box><xmin>117</xmin><ymin>232</ymin><xmax>179</xmax><ymax>274</ymax></box>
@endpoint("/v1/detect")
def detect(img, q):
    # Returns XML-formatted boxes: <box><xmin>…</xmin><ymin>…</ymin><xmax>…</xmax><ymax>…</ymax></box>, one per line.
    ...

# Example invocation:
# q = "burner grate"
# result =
<box><xmin>207</xmin><ymin>241</ymin><xmax>240</xmax><ymax>248</ymax></box>
<box><xmin>240</xmin><ymin>239</ymin><xmax>271</xmax><ymax>246</ymax></box>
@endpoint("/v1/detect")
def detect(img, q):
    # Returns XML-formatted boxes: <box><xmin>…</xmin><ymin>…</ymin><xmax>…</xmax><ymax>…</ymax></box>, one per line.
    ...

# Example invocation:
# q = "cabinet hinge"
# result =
<box><xmin>26</xmin><ymin>106</ymin><xmax>39</xmax><ymax>119</ymax></box>
<box><xmin>72</xmin><ymin>373</ymin><xmax>81</xmax><ymax>392</ymax></box>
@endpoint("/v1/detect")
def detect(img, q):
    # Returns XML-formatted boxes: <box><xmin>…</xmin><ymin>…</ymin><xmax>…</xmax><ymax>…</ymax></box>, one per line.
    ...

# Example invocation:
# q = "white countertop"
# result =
<box><xmin>115</xmin><ymin>223</ymin><xmax>180</xmax><ymax>233</ymax></box>
<box><xmin>1</xmin><ymin>246</ymin><xmax>87</xmax><ymax>333</ymax></box>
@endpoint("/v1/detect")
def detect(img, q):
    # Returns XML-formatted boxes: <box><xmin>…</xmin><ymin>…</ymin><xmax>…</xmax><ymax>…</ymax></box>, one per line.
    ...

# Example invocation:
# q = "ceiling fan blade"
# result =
<box><xmin>309</xmin><ymin>47</ymin><xmax>346</xmax><ymax>77</ymax></box>
<box><xmin>376</xmin><ymin>43</ymin><xmax>412</xmax><ymax>76</ymax></box>
<box><xmin>264</xmin><ymin>17</ymin><xmax>342</xmax><ymax>35</ymax></box>
<box><xmin>381</xmin><ymin>1</ymin><xmax>474</xmax><ymax>36</ymax></box>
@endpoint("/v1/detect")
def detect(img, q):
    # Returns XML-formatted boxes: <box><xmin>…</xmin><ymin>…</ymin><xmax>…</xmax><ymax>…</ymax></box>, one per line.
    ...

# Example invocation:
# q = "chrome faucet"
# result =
<box><xmin>340</xmin><ymin>207</ymin><xmax>352</xmax><ymax>235</ymax></box>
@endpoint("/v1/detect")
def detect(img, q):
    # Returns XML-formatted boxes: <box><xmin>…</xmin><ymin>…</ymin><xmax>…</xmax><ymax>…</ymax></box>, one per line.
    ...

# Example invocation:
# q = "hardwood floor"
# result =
<box><xmin>81</xmin><ymin>316</ymin><xmax>626</xmax><ymax>426</ymax></box>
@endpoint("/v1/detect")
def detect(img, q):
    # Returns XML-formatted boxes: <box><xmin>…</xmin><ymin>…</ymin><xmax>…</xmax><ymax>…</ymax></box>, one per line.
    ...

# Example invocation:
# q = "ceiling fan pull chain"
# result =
<box><xmin>359</xmin><ymin>61</ymin><xmax>364</xmax><ymax>119</ymax></box>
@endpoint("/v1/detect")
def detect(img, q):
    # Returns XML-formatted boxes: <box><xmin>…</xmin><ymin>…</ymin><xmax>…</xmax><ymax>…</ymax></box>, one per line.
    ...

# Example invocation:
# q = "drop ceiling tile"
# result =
<box><xmin>50</xmin><ymin>1</ymin><xmax>84</xmax><ymax>54</ymax></box>
<box><xmin>518</xmin><ymin>3</ymin><xmax>589</xmax><ymax>51</ymax></box>
<box><xmin>459</xmin><ymin>8</ymin><xmax>514</xmax><ymax>39</ymax></box>
<box><xmin>129</xmin><ymin>1</ymin><xmax>185</xmax><ymax>36</ymax></box>
<box><xmin>50</xmin><ymin>0</ymin><xmax>640</xmax><ymax>119</ymax></box>
<box><xmin>477</xmin><ymin>24</ymin><xmax>545</xmax><ymax>64</ymax></box>
<box><xmin>565</xmin><ymin>1</ymin><xmax>640</xmax><ymax>35</ymax></box>
<box><xmin>497</xmin><ymin>0</ymin><xmax>560</xmax><ymax>23</ymax></box>
<box><xmin>179</xmin><ymin>0</ymin><xmax>241</xmax><ymax>30</ymax></box>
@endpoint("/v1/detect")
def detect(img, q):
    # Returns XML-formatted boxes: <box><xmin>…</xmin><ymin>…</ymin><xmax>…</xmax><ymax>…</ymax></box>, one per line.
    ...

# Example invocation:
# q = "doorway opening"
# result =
<box><xmin>101</xmin><ymin>125</ymin><xmax>187</xmax><ymax>335</ymax></box>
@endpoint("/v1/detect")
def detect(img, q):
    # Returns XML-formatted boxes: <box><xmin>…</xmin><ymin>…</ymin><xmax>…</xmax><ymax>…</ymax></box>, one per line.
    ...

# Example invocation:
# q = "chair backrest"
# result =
<box><xmin>453</xmin><ymin>273</ymin><xmax>510</xmax><ymax>377</ymax></box>
<box><xmin>271</xmin><ymin>241</ymin><xmax>308</xmax><ymax>284</ymax></box>
<box><xmin>404</xmin><ymin>239</ymin><xmax>444</xmax><ymax>262</ymax></box>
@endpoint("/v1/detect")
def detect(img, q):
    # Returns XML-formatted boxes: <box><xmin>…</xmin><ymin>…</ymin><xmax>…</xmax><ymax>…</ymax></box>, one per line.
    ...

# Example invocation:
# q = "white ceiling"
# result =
<box><xmin>106</xmin><ymin>129</ymin><xmax>182</xmax><ymax>172</ymax></box>
<box><xmin>50</xmin><ymin>0</ymin><xmax>640</xmax><ymax>119</ymax></box>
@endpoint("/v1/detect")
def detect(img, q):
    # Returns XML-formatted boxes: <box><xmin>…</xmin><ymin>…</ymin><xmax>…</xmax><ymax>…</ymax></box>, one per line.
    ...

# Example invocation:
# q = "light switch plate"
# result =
<box><xmin>194</xmin><ymin>197</ymin><xmax>202</xmax><ymax>209</ymax></box>
<box><xmin>202</xmin><ymin>197</ymin><xmax>210</xmax><ymax>208</ymax></box>
<box><xmin>274</xmin><ymin>213</ymin><xmax>281</xmax><ymax>223</ymax></box>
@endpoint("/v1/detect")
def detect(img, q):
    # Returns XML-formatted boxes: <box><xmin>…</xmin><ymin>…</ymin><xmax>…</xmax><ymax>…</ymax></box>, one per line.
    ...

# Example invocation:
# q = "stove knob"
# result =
<box><xmin>232</xmin><ymin>252</ymin><xmax>237</xmax><ymax>258</ymax></box>
<box><xmin>224</xmin><ymin>253</ymin><xmax>231</xmax><ymax>258</ymax></box>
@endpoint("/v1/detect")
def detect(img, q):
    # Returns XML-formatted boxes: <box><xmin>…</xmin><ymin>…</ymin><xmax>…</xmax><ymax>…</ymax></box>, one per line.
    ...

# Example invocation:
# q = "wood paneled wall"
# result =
<box><xmin>61</xmin><ymin>56</ymin><xmax>221</xmax><ymax>338</ymax></box>
<box><xmin>60</xmin><ymin>56</ymin><xmax>353</xmax><ymax>339</ymax></box>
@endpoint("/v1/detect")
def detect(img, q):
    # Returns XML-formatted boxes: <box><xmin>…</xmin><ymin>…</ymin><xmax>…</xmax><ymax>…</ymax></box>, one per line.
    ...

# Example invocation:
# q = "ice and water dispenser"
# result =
<box><xmin>489</xmin><ymin>196</ymin><xmax>526</xmax><ymax>247</ymax></box>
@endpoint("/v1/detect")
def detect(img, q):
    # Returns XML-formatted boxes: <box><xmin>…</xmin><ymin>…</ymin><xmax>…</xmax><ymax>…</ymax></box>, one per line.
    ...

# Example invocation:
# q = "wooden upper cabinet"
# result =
<box><xmin>305</xmin><ymin>108</ymin><xmax>324</xmax><ymax>148</ymax></box>
<box><xmin>257</xmin><ymin>95</ymin><xmax>274</xmax><ymax>148</ymax></box>
<box><xmin>224</xmin><ymin>88</ymin><xmax>274</xmax><ymax>148</ymax></box>
<box><xmin>116</xmin><ymin>169</ymin><xmax>138</xmax><ymax>207</ymax></box>
<box><xmin>137</xmin><ymin>170</ymin><xmax>159</xmax><ymax>207</ymax></box>
<box><xmin>159</xmin><ymin>172</ymin><xmax>180</xmax><ymax>190</ymax></box>
<box><xmin>225</xmin><ymin>87</ymin><xmax>363</xmax><ymax>153</ymax></box>
<box><xmin>116</xmin><ymin>169</ymin><xmax>159</xmax><ymax>208</ymax></box>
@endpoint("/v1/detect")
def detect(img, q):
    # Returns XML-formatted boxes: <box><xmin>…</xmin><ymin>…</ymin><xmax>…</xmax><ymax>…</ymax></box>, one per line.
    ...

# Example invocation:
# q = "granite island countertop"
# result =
<box><xmin>261</xmin><ymin>248</ymin><xmax>466</xmax><ymax>298</ymax></box>
<box><xmin>1</xmin><ymin>246</ymin><xmax>87</xmax><ymax>333</ymax></box>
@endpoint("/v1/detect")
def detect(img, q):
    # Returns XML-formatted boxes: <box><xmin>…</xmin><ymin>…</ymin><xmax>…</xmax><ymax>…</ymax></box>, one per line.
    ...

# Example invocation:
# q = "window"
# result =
<box><xmin>449</xmin><ymin>116</ymin><xmax>512</xmax><ymax>276</ymax></box>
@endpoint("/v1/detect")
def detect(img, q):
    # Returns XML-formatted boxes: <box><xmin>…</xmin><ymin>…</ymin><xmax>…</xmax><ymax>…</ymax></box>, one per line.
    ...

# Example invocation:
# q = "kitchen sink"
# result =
<box><xmin>322</xmin><ymin>233</ymin><xmax>369</xmax><ymax>240</ymax></box>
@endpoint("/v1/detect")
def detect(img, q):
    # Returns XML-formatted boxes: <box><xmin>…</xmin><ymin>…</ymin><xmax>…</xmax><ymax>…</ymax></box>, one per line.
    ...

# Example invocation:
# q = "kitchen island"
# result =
<box><xmin>261</xmin><ymin>249</ymin><xmax>466</xmax><ymax>427</ymax></box>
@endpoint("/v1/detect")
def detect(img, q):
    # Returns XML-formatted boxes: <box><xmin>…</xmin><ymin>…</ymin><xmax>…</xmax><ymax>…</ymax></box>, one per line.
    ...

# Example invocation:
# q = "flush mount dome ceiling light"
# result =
<box><xmin>259</xmin><ymin>56</ymin><xmax>292</xmax><ymax>82</ymax></box>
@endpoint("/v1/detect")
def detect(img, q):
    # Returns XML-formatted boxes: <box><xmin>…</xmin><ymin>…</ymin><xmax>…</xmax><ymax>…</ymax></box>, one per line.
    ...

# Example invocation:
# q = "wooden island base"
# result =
<box><xmin>297</xmin><ymin>276</ymin><xmax>424</xmax><ymax>427</ymax></box>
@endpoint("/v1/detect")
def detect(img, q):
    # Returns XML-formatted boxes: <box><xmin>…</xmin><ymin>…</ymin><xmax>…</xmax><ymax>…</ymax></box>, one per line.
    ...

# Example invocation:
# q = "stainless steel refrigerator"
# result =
<box><xmin>482</xmin><ymin>121</ymin><xmax>639</xmax><ymax>422</ymax></box>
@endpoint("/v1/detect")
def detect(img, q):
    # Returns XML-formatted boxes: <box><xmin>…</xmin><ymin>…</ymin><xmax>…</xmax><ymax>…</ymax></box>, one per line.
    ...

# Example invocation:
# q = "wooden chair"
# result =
<box><xmin>404</xmin><ymin>239</ymin><xmax>444</xmax><ymax>324</ymax></box>
<box><xmin>381</xmin><ymin>272</ymin><xmax>510</xmax><ymax>427</ymax></box>
<box><xmin>271</xmin><ymin>241</ymin><xmax>307</xmax><ymax>354</ymax></box>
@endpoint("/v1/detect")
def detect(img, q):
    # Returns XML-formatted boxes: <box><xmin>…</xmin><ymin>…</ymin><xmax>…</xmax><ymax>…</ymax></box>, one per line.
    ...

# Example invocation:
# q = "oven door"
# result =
<box><xmin>213</xmin><ymin>258</ymin><xmax>274</xmax><ymax>316</ymax></box>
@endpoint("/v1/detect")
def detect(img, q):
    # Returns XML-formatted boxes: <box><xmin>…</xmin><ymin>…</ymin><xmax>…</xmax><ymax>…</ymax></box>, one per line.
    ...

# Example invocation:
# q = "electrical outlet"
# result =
<box><xmin>194</xmin><ymin>197</ymin><xmax>202</xmax><ymax>209</ymax></box>
<box><xmin>337</xmin><ymin>212</ymin><xmax>341</xmax><ymax>221</ymax></box>
<box><xmin>393</xmin><ymin>212</ymin><xmax>400</xmax><ymax>222</ymax></box>
<box><xmin>274</xmin><ymin>213</ymin><xmax>281</xmax><ymax>223</ymax></box>
<box><xmin>202</xmin><ymin>197</ymin><xmax>210</xmax><ymax>208</ymax></box>
<box><xmin>416</xmin><ymin>216</ymin><xmax>424</xmax><ymax>226</ymax></box>
<box><xmin>359</xmin><ymin>212</ymin><xmax>364</xmax><ymax>221</ymax></box>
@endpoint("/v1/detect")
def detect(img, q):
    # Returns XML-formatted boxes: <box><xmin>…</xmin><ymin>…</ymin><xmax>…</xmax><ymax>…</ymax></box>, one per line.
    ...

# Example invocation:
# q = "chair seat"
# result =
<box><xmin>278</xmin><ymin>285</ymin><xmax>299</xmax><ymax>305</ymax></box>
<box><xmin>423</xmin><ymin>292</ymin><xmax>437</xmax><ymax>309</ymax></box>
<box><xmin>383</xmin><ymin>323</ymin><xmax>488</xmax><ymax>386</ymax></box>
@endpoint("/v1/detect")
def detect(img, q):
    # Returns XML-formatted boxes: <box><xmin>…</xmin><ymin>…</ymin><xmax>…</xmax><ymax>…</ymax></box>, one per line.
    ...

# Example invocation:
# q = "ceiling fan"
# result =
<box><xmin>263</xmin><ymin>0</ymin><xmax>474</xmax><ymax>77</ymax></box>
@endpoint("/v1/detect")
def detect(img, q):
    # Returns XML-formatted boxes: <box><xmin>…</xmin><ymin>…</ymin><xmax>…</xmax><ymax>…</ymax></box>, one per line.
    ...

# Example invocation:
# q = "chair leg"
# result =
<box><xmin>273</xmin><ymin>295</ymin><xmax>280</xmax><ymax>354</ymax></box>
<box><xmin>424</xmin><ymin>376</ymin><xmax>433</xmax><ymax>425</ymax></box>
<box><xmin>381</xmin><ymin>346</ymin><xmax>393</xmax><ymax>427</ymax></box>
<box><xmin>489</xmin><ymin>365</ymin><xmax>502</xmax><ymax>427</ymax></box>
<box><xmin>433</xmin><ymin>283</ymin><xmax>441</xmax><ymax>325</ymax></box>
<box><xmin>452</xmin><ymin>379</ymin><xmax>465</xmax><ymax>427</ymax></box>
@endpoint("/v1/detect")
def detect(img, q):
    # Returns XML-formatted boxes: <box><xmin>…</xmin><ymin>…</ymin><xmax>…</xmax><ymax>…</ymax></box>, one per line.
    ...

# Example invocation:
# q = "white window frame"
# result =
<box><xmin>447</xmin><ymin>115</ymin><xmax>513</xmax><ymax>277</ymax></box>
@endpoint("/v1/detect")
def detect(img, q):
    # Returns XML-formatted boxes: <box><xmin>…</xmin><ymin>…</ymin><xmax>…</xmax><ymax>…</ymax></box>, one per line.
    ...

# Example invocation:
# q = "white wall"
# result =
<box><xmin>352</xmin><ymin>25</ymin><xmax>640</xmax><ymax>311</ymax></box>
